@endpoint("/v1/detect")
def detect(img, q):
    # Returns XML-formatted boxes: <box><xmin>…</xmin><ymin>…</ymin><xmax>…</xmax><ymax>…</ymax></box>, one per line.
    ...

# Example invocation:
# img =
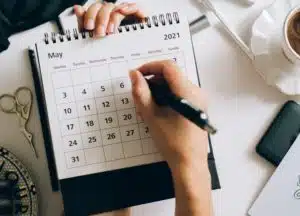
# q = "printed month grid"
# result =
<box><xmin>51</xmin><ymin>52</ymin><xmax>186</xmax><ymax>170</ymax></box>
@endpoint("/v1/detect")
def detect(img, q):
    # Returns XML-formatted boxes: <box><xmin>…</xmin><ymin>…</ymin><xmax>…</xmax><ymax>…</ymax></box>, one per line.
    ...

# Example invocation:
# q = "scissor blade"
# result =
<box><xmin>20</xmin><ymin>128</ymin><xmax>38</xmax><ymax>158</ymax></box>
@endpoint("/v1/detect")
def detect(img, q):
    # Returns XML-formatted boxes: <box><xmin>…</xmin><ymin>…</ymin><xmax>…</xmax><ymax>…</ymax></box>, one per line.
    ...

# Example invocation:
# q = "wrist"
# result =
<box><xmin>171</xmin><ymin>157</ymin><xmax>211</xmax><ymax>194</ymax></box>
<box><xmin>170</xmin><ymin>160</ymin><xmax>210</xmax><ymax>183</ymax></box>
<box><xmin>171</xmin><ymin>160</ymin><xmax>213</xmax><ymax>216</ymax></box>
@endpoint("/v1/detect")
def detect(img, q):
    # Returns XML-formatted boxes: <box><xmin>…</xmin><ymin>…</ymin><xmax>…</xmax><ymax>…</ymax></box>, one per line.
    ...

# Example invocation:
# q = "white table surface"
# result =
<box><xmin>0</xmin><ymin>0</ymin><xmax>295</xmax><ymax>215</ymax></box>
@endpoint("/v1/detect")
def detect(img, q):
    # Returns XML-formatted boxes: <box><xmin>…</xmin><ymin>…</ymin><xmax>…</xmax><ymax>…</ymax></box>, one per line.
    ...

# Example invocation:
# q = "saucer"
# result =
<box><xmin>250</xmin><ymin>0</ymin><xmax>300</xmax><ymax>95</ymax></box>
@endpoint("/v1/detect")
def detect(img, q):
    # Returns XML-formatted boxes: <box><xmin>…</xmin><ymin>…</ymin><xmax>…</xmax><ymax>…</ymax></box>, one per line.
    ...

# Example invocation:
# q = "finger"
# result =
<box><xmin>118</xmin><ymin>3</ymin><xmax>145</xmax><ymax>18</ymax></box>
<box><xmin>140</xmin><ymin>61</ymin><xmax>207</xmax><ymax>109</ymax></box>
<box><xmin>112</xmin><ymin>2</ymin><xmax>128</xmax><ymax>12</ymax></box>
<box><xmin>137</xmin><ymin>60</ymin><xmax>192</xmax><ymax>96</ymax></box>
<box><xmin>84</xmin><ymin>2</ymin><xmax>102</xmax><ymax>30</ymax></box>
<box><xmin>74</xmin><ymin>5</ymin><xmax>85</xmax><ymax>31</ymax></box>
<box><xmin>129</xmin><ymin>70</ymin><xmax>155</xmax><ymax>118</ymax></box>
<box><xmin>108</xmin><ymin>12</ymin><xmax>125</xmax><ymax>33</ymax></box>
<box><xmin>95</xmin><ymin>2</ymin><xmax>115</xmax><ymax>37</ymax></box>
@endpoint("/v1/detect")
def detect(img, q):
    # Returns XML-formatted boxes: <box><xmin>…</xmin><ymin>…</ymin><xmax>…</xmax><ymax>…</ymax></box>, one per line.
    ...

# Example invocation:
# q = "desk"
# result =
<box><xmin>0</xmin><ymin>0</ymin><xmax>291</xmax><ymax>215</ymax></box>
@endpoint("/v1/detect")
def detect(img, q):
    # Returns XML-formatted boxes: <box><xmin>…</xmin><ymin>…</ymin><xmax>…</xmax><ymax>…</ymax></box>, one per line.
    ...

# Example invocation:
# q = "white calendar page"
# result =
<box><xmin>36</xmin><ymin>12</ymin><xmax>202</xmax><ymax>179</ymax></box>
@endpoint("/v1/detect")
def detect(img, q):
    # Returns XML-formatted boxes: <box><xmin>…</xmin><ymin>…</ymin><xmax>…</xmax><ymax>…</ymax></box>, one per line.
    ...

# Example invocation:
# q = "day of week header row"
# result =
<box><xmin>50</xmin><ymin>48</ymin><xmax>182</xmax><ymax>71</ymax></box>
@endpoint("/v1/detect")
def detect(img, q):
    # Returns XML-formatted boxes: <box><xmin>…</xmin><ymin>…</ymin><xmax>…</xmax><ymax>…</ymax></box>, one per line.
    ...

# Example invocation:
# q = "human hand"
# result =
<box><xmin>74</xmin><ymin>2</ymin><xmax>145</xmax><ymax>38</ymax></box>
<box><xmin>129</xmin><ymin>61</ymin><xmax>209</xmax><ymax>171</ymax></box>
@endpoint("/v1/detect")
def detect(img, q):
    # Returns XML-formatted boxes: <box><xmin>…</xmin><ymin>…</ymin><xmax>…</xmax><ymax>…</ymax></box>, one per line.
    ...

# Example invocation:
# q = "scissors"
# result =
<box><xmin>0</xmin><ymin>87</ymin><xmax>38</xmax><ymax>158</ymax></box>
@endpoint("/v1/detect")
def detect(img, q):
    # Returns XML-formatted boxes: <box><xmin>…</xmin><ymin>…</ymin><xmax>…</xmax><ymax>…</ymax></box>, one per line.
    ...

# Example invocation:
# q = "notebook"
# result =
<box><xmin>31</xmin><ymin>12</ymin><xmax>220</xmax><ymax>215</ymax></box>
<box><xmin>248</xmin><ymin>135</ymin><xmax>300</xmax><ymax>216</ymax></box>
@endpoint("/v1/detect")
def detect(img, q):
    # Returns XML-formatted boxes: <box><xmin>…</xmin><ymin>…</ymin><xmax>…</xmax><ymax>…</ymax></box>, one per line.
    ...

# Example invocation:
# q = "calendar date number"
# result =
<box><xmin>107</xmin><ymin>133</ymin><xmax>116</xmax><ymax>140</ymax></box>
<box><xmin>164</xmin><ymin>33</ymin><xmax>180</xmax><ymax>40</ymax></box>
<box><xmin>69</xmin><ymin>140</ymin><xmax>78</xmax><ymax>147</ymax></box>
<box><xmin>88</xmin><ymin>136</ymin><xmax>97</xmax><ymax>143</ymax></box>
<box><xmin>71</xmin><ymin>156</ymin><xmax>80</xmax><ymax>163</ymax></box>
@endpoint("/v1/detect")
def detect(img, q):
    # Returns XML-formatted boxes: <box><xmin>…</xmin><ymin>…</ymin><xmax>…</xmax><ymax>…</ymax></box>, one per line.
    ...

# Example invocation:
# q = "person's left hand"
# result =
<box><xmin>74</xmin><ymin>2</ymin><xmax>145</xmax><ymax>38</ymax></box>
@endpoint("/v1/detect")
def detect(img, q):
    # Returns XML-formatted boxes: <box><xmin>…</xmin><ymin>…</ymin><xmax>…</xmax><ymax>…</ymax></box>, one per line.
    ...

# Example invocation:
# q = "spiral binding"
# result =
<box><xmin>44</xmin><ymin>12</ymin><xmax>180</xmax><ymax>44</ymax></box>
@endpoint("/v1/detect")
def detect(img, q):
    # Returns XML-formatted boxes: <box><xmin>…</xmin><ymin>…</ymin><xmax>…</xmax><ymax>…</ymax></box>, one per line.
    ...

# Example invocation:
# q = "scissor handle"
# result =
<box><xmin>0</xmin><ymin>94</ymin><xmax>17</xmax><ymax>113</ymax></box>
<box><xmin>14</xmin><ymin>87</ymin><xmax>33</xmax><ymax>120</ymax></box>
<box><xmin>15</xmin><ymin>87</ymin><xmax>33</xmax><ymax>106</ymax></box>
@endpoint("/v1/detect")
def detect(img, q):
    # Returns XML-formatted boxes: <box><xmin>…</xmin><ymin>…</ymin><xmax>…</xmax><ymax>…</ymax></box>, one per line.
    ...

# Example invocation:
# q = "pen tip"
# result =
<box><xmin>204</xmin><ymin>124</ymin><xmax>217</xmax><ymax>135</ymax></box>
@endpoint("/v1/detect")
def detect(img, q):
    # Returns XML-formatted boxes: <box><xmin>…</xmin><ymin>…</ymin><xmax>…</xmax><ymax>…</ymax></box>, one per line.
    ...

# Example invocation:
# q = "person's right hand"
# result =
<box><xmin>129</xmin><ymin>61</ymin><xmax>209</xmax><ymax>171</ymax></box>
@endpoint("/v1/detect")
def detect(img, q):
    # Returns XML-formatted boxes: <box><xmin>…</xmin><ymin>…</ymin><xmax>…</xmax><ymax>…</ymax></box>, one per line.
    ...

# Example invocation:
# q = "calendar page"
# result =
<box><xmin>36</xmin><ymin>12</ymin><xmax>204</xmax><ymax>179</ymax></box>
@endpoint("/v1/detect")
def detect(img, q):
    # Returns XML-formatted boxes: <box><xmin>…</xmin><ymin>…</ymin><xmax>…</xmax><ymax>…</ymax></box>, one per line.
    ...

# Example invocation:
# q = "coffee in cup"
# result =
<box><xmin>283</xmin><ymin>6</ymin><xmax>300</xmax><ymax>64</ymax></box>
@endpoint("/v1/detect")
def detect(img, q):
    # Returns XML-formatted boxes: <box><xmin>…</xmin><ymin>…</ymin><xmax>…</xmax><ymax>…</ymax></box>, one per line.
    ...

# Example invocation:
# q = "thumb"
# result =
<box><xmin>129</xmin><ymin>70</ymin><xmax>154</xmax><ymax>118</ymax></box>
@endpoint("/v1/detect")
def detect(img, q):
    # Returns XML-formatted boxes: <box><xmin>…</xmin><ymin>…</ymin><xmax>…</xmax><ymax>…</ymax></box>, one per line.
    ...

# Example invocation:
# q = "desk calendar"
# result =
<box><xmin>32</xmin><ymin>12</ymin><xmax>220</xmax><ymax>215</ymax></box>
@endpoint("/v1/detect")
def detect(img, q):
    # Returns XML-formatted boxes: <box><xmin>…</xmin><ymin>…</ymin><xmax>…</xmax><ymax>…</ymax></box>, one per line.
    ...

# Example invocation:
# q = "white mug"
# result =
<box><xmin>282</xmin><ymin>6</ymin><xmax>300</xmax><ymax>64</ymax></box>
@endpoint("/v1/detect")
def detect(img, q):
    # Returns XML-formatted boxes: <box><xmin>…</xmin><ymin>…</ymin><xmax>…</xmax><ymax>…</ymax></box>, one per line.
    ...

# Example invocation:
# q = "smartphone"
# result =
<box><xmin>256</xmin><ymin>101</ymin><xmax>300</xmax><ymax>166</ymax></box>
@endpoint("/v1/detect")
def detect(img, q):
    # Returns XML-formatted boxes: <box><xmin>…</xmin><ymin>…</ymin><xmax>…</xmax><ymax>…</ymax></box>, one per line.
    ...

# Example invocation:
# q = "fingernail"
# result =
<box><xmin>96</xmin><ymin>26</ymin><xmax>106</xmax><ymax>37</ymax></box>
<box><xmin>73</xmin><ymin>5</ymin><xmax>79</xmax><ymax>14</ymax></box>
<box><xmin>114</xmin><ymin>25</ymin><xmax>119</xmax><ymax>33</ymax></box>
<box><xmin>86</xmin><ymin>19</ymin><xmax>95</xmax><ymax>30</ymax></box>
<box><xmin>129</xmin><ymin>70</ymin><xmax>138</xmax><ymax>86</ymax></box>
<box><xmin>107</xmin><ymin>24</ymin><xmax>115</xmax><ymax>34</ymax></box>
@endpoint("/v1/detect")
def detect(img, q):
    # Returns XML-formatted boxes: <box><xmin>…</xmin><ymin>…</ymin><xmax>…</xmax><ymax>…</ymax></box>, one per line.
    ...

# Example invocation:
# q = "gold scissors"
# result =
<box><xmin>0</xmin><ymin>87</ymin><xmax>38</xmax><ymax>158</ymax></box>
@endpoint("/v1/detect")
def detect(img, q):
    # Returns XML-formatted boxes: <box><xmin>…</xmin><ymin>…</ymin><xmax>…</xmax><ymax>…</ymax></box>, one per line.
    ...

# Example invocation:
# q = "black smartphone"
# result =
<box><xmin>256</xmin><ymin>101</ymin><xmax>300</xmax><ymax>166</ymax></box>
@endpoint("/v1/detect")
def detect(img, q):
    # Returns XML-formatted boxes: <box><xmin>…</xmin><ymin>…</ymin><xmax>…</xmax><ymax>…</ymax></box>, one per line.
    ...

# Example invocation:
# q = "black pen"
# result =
<box><xmin>146</xmin><ymin>78</ymin><xmax>217</xmax><ymax>135</ymax></box>
<box><xmin>28</xmin><ymin>48</ymin><xmax>60</xmax><ymax>191</ymax></box>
